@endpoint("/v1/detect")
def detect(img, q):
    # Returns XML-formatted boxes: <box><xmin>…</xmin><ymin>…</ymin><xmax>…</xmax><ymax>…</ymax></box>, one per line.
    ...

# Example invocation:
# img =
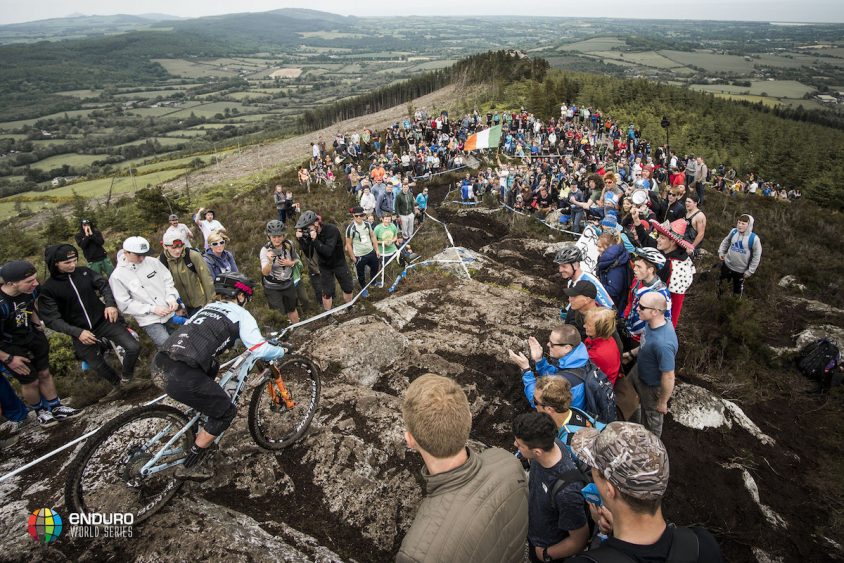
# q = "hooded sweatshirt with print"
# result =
<box><xmin>718</xmin><ymin>214</ymin><xmax>762</xmax><ymax>275</ymax></box>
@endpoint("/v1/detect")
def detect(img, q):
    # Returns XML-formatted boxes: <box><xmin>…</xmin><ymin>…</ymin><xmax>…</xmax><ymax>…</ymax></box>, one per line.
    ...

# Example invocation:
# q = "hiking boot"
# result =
<box><xmin>37</xmin><ymin>410</ymin><xmax>59</xmax><ymax>428</ymax></box>
<box><xmin>52</xmin><ymin>405</ymin><xmax>83</xmax><ymax>421</ymax></box>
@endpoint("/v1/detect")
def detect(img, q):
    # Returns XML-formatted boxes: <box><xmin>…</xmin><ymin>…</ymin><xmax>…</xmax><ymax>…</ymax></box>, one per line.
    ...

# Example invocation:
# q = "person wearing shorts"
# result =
<box><xmin>0</xmin><ymin>260</ymin><xmax>81</xmax><ymax>427</ymax></box>
<box><xmin>260</xmin><ymin>220</ymin><xmax>300</xmax><ymax>324</ymax></box>
<box><xmin>295</xmin><ymin>211</ymin><xmax>354</xmax><ymax>311</ymax></box>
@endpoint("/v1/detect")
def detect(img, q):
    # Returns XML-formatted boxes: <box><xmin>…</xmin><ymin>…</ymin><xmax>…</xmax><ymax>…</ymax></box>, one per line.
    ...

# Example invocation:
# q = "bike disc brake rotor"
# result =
<box><xmin>121</xmin><ymin>445</ymin><xmax>153</xmax><ymax>487</ymax></box>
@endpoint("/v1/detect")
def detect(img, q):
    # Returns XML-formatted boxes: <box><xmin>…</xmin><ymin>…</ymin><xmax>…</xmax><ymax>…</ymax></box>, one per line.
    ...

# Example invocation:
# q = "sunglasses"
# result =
<box><xmin>548</xmin><ymin>341</ymin><xmax>570</xmax><ymax>348</ymax></box>
<box><xmin>637</xmin><ymin>304</ymin><xmax>663</xmax><ymax>312</ymax></box>
<box><xmin>210</xmin><ymin>241</ymin><xmax>226</xmax><ymax>247</ymax></box>
<box><xmin>354</xmin><ymin>214</ymin><xmax>365</xmax><ymax>217</ymax></box>
<box><xmin>167</xmin><ymin>241</ymin><xmax>184</xmax><ymax>248</ymax></box>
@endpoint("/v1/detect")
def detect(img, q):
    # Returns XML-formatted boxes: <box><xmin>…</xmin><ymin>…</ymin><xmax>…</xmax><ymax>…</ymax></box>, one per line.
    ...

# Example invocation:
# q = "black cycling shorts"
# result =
<box><xmin>3</xmin><ymin>330</ymin><xmax>50</xmax><ymax>384</ymax></box>
<box><xmin>156</xmin><ymin>352</ymin><xmax>236</xmax><ymax>437</ymax></box>
<box><xmin>319</xmin><ymin>262</ymin><xmax>354</xmax><ymax>298</ymax></box>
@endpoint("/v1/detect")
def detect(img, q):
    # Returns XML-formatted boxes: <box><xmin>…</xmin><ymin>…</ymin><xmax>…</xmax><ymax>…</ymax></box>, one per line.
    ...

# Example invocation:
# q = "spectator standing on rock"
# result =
<box><xmin>569</xmin><ymin>422</ymin><xmax>724</xmax><ymax>563</ymax></box>
<box><xmin>623</xmin><ymin>292</ymin><xmax>677</xmax><ymax>438</ymax></box>
<box><xmin>75</xmin><ymin>219</ymin><xmax>113</xmax><ymax>277</ymax></box>
<box><xmin>110</xmin><ymin>236</ymin><xmax>180</xmax><ymax>348</ymax></box>
<box><xmin>203</xmin><ymin>232</ymin><xmax>238</xmax><ymax>278</ymax></box>
<box><xmin>39</xmin><ymin>244</ymin><xmax>140</xmax><ymax>392</ymax></box>
<box><xmin>718</xmin><ymin>214</ymin><xmax>762</xmax><ymax>297</ymax></box>
<box><xmin>0</xmin><ymin>260</ymin><xmax>81</xmax><ymax>427</ymax></box>
<box><xmin>194</xmin><ymin>208</ymin><xmax>225</xmax><ymax>250</ymax></box>
<box><xmin>513</xmin><ymin>412</ymin><xmax>590</xmax><ymax>562</ymax></box>
<box><xmin>295</xmin><ymin>211</ymin><xmax>354</xmax><ymax>311</ymax></box>
<box><xmin>261</xmin><ymin>220</ymin><xmax>301</xmax><ymax>325</ymax></box>
<box><xmin>164</xmin><ymin>214</ymin><xmax>195</xmax><ymax>249</ymax></box>
<box><xmin>344</xmin><ymin>207</ymin><xmax>379</xmax><ymax>298</ymax></box>
<box><xmin>373</xmin><ymin>211</ymin><xmax>399</xmax><ymax>286</ymax></box>
<box><xmin>397</xmin><ymin>373</ymin><xmax>528</xmax><ymax>563</ymax></box>
<box><xmin>159</xmin><ymin>232</ymin><xmax>215</xmax><ymax>317</ymax></box>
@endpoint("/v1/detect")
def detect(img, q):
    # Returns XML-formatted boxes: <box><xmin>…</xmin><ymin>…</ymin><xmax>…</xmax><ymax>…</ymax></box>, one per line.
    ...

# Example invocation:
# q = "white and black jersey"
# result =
<box><xmin>162</xmin><ymin>301</ymin><xmax>279</xmax><ymax>373</ymax></box>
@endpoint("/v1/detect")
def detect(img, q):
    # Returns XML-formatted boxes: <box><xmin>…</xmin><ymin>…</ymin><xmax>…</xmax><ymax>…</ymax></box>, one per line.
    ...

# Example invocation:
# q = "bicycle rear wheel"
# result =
<box><xmin>247</xmin><ymin>355</ymin><xmax>321</xmax><ymax>450</ymax></box>
<box><xmin>65</xmin><ymin>404</ymin><xmax>193</xmax><ymax>524</ymax></box>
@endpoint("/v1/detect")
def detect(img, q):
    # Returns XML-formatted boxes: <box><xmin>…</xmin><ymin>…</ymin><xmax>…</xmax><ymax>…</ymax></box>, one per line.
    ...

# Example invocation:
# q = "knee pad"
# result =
<box><xmin>204</xmin><ymin>403</ymin><xmax>236</xmax><ymax>436</ymax></box>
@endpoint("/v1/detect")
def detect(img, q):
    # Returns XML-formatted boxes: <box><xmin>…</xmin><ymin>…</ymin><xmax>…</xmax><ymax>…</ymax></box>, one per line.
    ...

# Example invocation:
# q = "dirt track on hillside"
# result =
<box><xmin>160</xmin><ymin>84</ymin><xmax>460</xmax><ymax>192</ymax></box>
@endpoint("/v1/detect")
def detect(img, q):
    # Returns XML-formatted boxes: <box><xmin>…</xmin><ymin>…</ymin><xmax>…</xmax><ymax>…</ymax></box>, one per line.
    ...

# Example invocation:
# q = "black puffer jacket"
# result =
<box><xmin>38</xmin><ymin>244</ymin><xmax>116</xmax><ymax>338</ymax></box>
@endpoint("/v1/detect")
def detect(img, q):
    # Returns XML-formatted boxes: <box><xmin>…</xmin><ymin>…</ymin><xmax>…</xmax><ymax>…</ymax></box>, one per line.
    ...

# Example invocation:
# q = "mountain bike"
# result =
<box><xmin>64</xmin><ymin>341</ymin><xmax>321</xmax><ymax>523</ymax></box>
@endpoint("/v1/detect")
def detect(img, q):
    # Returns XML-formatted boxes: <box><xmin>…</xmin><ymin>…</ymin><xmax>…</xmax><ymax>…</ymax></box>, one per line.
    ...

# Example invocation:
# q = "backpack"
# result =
<box><xmin>159</xmin><ymin>248</ymin><xmax>200</xmax><ymax>274</ymax></box>
<box><xmin>684</xmin><ymin>211</ymin><xmax>701</xmax><ymax>244</ymax></box>
<box><xmin>797</xmin><ymin>338</ymin><xmax>842</xmax><ymax>390</ymax></box>
<box><xmin>346</xmin><ymin>221</ymin><xmax>373</xmax><ymax>242</ymax></box>
<box><xmin>728</xmin><ymin>229</ymin><xmax>758</xmax><ymax>260</ymax></box>
<box><xmin>580</xmin><ymin>526</ymin><xmax>700</xmax><ymax>562</ymax></box>
<box><xmin>563</xmin><ymin>362</ymin><xmax>618</xmax><ymax>424</ymax></box>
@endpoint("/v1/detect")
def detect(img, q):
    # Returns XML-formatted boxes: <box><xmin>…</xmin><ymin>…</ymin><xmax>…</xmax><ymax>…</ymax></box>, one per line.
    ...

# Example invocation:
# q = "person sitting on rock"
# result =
<box><xmin>397</xmin><ymin>373</ymin><xmax>528</xmax><ymax>562</ymax></box>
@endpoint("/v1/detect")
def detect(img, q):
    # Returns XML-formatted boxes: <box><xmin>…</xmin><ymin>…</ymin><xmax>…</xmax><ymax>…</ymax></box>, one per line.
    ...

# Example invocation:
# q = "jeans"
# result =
<box><xmin>354</xmin><ymin>251</ymin><xmax>379</xmax><ymax>288</ymax></box>
<box><xmin>571</xmin><ymin>209</ymin><xmax>585</xmax><ymax>233</ymax></box>
<box><xmin>74</xmin><ymin>322</ymin><xmax>141</xmax><ymax>383</ymax></box>
<box><xmin>718</xmin><ymin>263</ymin><xmax>745</xmax><ymax>296</ymax></box>
<box><xmin>142</xmin><ymin>322</ymin><xmax>172</xmax><ymax>349</ymax></box>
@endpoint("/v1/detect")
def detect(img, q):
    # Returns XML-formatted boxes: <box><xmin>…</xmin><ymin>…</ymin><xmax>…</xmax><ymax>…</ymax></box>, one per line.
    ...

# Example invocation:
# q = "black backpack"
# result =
<box><xmin>798</xmin><ymin>338</ymin><xmax>842</xmax><ymax>390</ymax></box>
<box><xmin>564</xmin><ymin>361</ymin><xmax>618</xmax><ymax>424</ymax></box>
<box><xmin>580</xmin><ymin>526</ymin><xmax>700</xmax><ymax>562</ymax></box>
<box><xmin>159</xmin><ymin>248</ymin><xmax>200</xmax><ymax>274</ymax></box>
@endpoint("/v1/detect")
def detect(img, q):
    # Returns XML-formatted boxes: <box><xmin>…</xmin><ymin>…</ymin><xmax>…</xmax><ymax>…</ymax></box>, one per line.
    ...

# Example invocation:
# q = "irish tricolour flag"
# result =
<box><xmin>464</xmin><ymin>125</ymin><xmax>502</xmax><ymax>151</ymax></box>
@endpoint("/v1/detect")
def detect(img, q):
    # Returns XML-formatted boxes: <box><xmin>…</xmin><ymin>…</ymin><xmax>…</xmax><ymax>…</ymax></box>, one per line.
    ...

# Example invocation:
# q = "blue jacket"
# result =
<box><xmin>596</xmin><ymin>243</ymin><xmax>630</xmax><ymax>306</ymax></box>
<box><xmin>522</xmin><ymin>343</ymin><xmax>590</xmax><ymax>411</ymax></box>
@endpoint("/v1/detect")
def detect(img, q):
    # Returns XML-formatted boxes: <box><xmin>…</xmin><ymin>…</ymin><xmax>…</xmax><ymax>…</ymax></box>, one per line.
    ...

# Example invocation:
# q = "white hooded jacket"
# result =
<box><xmin>109</xmin><ymin>252</ymin><xmax>179</xmax><ymax>327</ymax></box>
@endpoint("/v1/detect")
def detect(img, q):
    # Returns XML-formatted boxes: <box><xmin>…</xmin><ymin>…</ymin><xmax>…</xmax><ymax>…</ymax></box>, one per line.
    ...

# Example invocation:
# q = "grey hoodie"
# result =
<box><xmin>718</xmin><ymin>214</ymin><xmax>762</xmax><ymax>275</ymax></box>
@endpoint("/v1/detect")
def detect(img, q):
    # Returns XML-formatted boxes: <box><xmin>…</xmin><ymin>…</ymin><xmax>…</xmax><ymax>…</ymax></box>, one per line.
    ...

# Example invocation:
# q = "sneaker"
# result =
<box><xmin>175</xmin><ymin>461</ymin><xmax>215</xmax><ymax>482</ymax></box>
<box><xmin>52</xmin><ymin>405</ymin><xmax>83</xmax><ymax>421</ymax></box>
<box><xmin>37</xmin><ymin>410</ymin><xmax>59</xmax><ymax>428</ymax></box>
<box><xmin>373</xmin><ymin>281</ymin><xmax>383</xmax><ymax>288</ymax></box>
<box><xmin>0</xmin><ymin>419</ymin><xmax>21</xmax><ymax>436</ymax></box>
<box><xmin>360</xmin><ymin>289</ymin><xmax>369</xmax><ymax>298</ymax></box>
<box><xmin>120</xmin><ymin>375</ymin><xmax>134</xmax><ymax>385</ymax></box>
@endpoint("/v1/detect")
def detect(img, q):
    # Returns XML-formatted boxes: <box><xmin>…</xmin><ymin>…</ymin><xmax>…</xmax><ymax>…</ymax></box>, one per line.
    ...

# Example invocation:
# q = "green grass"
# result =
<box><xmin>152</xmin><ymin>58</ymin><xmax>239</xmax><ymax>79</ymax></box>
<box><xmin>0</xmin><ymin>168</ymin><xmax>190</xmax><ymax>220</ymax></box>
<box><xmin>659</xmin><ymin>50</ymin><xmax>755</xmax><ymax>73</ymax></box>
<box><xmin>113</xmin><ymin>137</ymin><xmax>187</xmax><ymax>149</ymax></box>
<box><xmin>691</xmin><ymin>80</ymin><xmax>814</xmax><ymax>99</ymax></box>
<box><xmin>113</xmin><ymin>89</ymin><xmax>186</xmax><ymax>100</ymax></box>
<box><xmin>591</xmin><ymin>50</ymin><xmax>684</xmax><ymax>70</ymax></box>
<box><xmin>559</xmin><ymin>37</ymin><xmax>625</xmax><ymax>52</ymax></box>
<box><xmin>0</xmin><ymin>109</ymin><xmax>96</xmax><ymax>130</ymax></box>
<box><xmin>162</xmin><ymin>129</ymin><xmax>211</xmax><ymax>138</ymax></box>
<box><xmin>30</xmin><ymin>153</ymin><xmax>107</xmax><ymax>170</ymax></box>
<box><xmin>54</xmin><ymin>89</ymin><xmax>103</xmax><ymax>99</ymax></box>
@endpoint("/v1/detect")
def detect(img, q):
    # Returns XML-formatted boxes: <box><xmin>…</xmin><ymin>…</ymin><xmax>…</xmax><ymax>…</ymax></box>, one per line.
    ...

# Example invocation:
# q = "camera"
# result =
<box><xmin>301</xmin><ymin>229</ymin><xmax>312</xmax><ymax>241</ymax></box>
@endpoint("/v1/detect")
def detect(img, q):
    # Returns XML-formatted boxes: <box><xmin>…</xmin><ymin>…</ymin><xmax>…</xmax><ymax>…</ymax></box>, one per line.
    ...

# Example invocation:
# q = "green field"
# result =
<box><xmin>589</xmin><ymin>50</ymin><xmax>685</xmax><ymax>70</ymax></box>
<box><xmin>114</xmin><ymin>137</ymin><xmax>188</xmax><ymax>149</ymax></box>
<box><xmin>114</xmin><ymin>89</ymin><xmax>186</xmax><ymax>100</ymax></box>
<box><xmin>55</xmin><ymin>89</ymin><xmax>103</xmax><ymax>99</ymax></box>
<box><xmin>0</xmin><ymin>109</ymin><xmax>97</xmax><ymax>130</ymax></box>
<box><xmin>659</xmin><ymin>50</ymin><xmax>755</xmax><ymax>73</ymax></box>
<box><xmin>163</xmin><ymin>129</ymin><xmax>211</xmax><ymax>138</ymax></box>
<box><xmin>690</xmin><ymin>80</ymin><xmax>814</xmax><ymax>99</ymax></box>
<box><xmin>152</xmin><ymin>58</ymin><xmax>239</xmax><ymax>78</ymax></box>
<box><xmin>710</xmin><ymin>93</ymin><xmax>781</xmax><ymax>107</ymax></box>
<box><xmin>559</xmin><ymin>37</ymin><xmax>625</xmax><ymax>53</ymax></box>
<box><xmin>0</xmin><ymin>168</ymin><xmax>189</xmax><ymax>220</ymax></box>
<box><xmin>30</xmin><ymin>153</ymin><xmax>107</xmax><ymax>170</ymax></box>
<box><xmin>298</xmin><ymin>31</ymin><xmax>364</xmax><ymax>39</ymax></box>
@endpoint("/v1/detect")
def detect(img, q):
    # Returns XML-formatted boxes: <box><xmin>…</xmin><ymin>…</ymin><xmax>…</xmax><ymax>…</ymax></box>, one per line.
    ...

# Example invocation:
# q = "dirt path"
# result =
<box><xmin>160</xmin><ymin>84</ymin><xmax>461</xmax><ymax>192</ymax></box>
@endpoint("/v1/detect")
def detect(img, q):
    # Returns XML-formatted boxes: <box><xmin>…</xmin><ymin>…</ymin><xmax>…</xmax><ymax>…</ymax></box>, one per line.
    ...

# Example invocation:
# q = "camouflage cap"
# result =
<box><xmin>571</xmin><ymin>422</ymin><xmax>669</xmax><ymax>501</ymax></box>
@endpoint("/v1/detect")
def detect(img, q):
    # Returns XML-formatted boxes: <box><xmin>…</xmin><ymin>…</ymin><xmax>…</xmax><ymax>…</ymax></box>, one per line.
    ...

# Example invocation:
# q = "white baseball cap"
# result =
<box><xmin>123</xmin><ymin>236</ymin><xmax>151</xmax><ymax>254</ymax></box>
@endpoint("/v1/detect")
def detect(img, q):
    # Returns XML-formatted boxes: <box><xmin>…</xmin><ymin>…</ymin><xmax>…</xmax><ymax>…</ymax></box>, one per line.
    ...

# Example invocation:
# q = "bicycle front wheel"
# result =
<box><xmin>65</xmin><ymin>404</ymin><xmax>193</xmax><ymax>524</ymax></box>
<box><xmin>247</xmin><ymin>355</ymin><xmax>321</xmax><ymax>450</ymax></box>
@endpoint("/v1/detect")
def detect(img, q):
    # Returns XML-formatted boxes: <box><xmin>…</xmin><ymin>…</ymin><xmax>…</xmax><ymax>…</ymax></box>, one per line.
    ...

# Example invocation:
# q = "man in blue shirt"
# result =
<box><xmin>624</xmin><ymin>292</ymin><xmax>677</xmax><ymax>438</ymax></box>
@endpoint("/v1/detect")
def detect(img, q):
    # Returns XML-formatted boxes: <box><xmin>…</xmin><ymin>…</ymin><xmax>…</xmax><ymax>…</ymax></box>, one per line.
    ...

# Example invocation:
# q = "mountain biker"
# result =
<box><xmin>155</xmin><ymin>272</ymin><xmax>284</xmax><ymax>480</ymax></box>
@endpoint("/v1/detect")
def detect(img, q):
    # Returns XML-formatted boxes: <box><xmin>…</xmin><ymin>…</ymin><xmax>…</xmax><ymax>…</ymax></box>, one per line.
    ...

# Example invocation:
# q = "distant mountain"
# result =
<box><xmin>267</xmin><ymin>8</ymin><xmax>359</xmax><ymax>25</ymax></box>
<box><xmin>0</xmin><ymin>13</ymin><xmax>184</xmax><ymax>43</ymax></box>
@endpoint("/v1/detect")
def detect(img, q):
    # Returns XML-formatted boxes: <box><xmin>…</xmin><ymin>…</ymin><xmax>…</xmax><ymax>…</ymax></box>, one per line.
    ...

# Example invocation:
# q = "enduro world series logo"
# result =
<box><xmin>27</xmin><ymin>508</ymin><xmax>134</xmax><ymax>543</ymax></box>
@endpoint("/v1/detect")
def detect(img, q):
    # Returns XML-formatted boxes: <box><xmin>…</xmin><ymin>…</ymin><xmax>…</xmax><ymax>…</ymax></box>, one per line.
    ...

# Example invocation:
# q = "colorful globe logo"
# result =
<box><xmin>27</xmin><ymin>508</ymin><xmax>63</xmax><ymax>544</ymax></box>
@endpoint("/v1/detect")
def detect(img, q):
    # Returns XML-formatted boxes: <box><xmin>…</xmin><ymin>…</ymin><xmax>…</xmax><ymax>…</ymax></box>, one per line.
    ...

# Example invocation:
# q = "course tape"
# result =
<box><xmin>388</xmin><ymin>257</ymin><xmax>475</xmax><ymax>293</ymax></box>
<box><xmin>412</xmin><ymin>164</ymin><xmax>468</xmax><ymax>181</ymax></box>
<box><xmin>423</xmin><ymin>211</ymin><xmax>472</xmax><ymax>281</ymax></box>
<box><xmin>499</xmin><ymin>202</ymin><xmax>582</xmax><ymax>237</ymax></box>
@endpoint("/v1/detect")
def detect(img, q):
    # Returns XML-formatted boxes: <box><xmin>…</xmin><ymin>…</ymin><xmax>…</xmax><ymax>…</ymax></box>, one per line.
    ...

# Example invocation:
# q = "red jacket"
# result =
<box><xmin>586</xmin><ymin>337</ymin><xmax>621</xmax><ymax>385</ymax></box>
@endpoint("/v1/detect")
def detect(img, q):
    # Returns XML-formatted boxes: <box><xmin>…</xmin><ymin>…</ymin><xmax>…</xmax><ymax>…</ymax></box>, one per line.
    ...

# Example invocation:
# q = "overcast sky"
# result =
<box><xmin>2</xmin><ymin>0</ymin><xmax>842</xmax><ymax>25</ymax></box>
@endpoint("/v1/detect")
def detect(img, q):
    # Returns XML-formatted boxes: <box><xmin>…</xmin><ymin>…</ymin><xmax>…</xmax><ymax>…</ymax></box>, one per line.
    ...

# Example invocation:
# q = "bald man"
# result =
<box><xmin>623</xmin><ymin>293</ymin><xmax>677</xmax><ymax>437</ymax></box>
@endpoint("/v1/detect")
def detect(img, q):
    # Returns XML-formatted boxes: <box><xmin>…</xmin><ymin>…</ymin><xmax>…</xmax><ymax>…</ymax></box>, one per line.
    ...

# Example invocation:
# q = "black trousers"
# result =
<box><xmin>354</xmin><ymin>251</ymin><xmax>379</xmax><ymax>288</ymax></box>
<box><xmin>718</xmin><ymin>263</ymin><xmax>745</xmax><ymax>296</ymax></box>
<box><xmin>74</xmin><ymin>322</ymin><xmax>140</xmax><ymax>384</ymax></box>
<box><xmin>157</xmin><ymin>353</ymin><xmax>235</xmax><ymax>436</ymax></box>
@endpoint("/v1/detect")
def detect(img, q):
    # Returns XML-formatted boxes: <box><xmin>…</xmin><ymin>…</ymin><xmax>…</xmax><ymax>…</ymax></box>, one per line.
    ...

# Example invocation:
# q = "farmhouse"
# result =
<box><xmin>815</xmin><ymin>94</ymin><xmax>839</xmax><ymax>104</ymax></box>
